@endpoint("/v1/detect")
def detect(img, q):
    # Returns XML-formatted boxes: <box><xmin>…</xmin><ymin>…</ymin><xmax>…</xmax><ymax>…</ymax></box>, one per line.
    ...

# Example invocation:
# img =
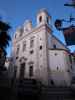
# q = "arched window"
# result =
<box><xmin>29</xmin><ymin>65</ymin><xmax>33</xmax><ymax>77</ymax></box>
<box><xmin>51</xmin><ymin>80</ymin><xmax>54</xmax><ymax>85</ymax></box>
<box><xmin>19</xmin><ymin>27</ymin><xmax>23</xmax><ymax>37</ymax></box>
<box><xmin>53</xmin><ymin>44</ymin><xmax>56</xmax><ymax>49</ymax></box>
<box><xmin>16</xmin><ymin>44</ymin><xmax>20</xmax><ymax>55</ymax></box>
<box><xmin>40</xmin><ymin>45</ymin><xmax>42</xmax><ymax>50</ymax></box>
<box><xmin>30</xmin><ymin>50</ymin><xmax>34</xmax><ymax>54</ymax></box>
<box><xmin>23</xmin><ymin>41</ymin><xmax>26</xmax><ymax>52</ymax></box>
<box><xmin>30</xmin><ymin>36</ymin><xmax>35</xmax><ymax>48</ymax></box>
<box><xmin>28</xmin><ymin>61</ymin><xmax>34</xmax><ymax>77</ymax></box>
<box><xmin>46</xmin><ymin>17</ymin><xmax>49</xmax><ymax>23</ymax></box>
<box><xmin>19</xmin><ymin>63</ymin><xmax>25</xmax><ymax>79</ymax></box>
<box><xmin>39</xmin><ymin>16</ymin><xmax>42</xmax><ymax>22</ymax></box>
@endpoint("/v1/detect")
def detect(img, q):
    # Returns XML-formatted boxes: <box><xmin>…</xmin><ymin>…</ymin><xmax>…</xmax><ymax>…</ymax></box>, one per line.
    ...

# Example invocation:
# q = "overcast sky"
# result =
<box><xmin>0</xmin><ymin>0</ymin><xmax>75</xmax><ymax>56</ymax></box>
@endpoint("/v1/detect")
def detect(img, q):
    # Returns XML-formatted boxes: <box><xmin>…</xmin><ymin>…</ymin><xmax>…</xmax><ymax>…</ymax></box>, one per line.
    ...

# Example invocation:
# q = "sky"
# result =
<box><xmin>0</xmin><ymin>0</ymin><xmax>75</xmax><ymax>56</ymax></box>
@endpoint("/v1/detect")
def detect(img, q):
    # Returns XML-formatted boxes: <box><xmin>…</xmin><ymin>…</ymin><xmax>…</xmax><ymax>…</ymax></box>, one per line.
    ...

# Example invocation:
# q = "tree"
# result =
<box><xmin>0</xmin><ymin>20</ymin><xmax>11</xmax><ymax>69</ymax></box>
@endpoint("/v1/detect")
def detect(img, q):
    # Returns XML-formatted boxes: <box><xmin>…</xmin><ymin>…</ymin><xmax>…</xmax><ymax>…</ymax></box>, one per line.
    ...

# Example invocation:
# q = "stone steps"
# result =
<box><xmin>14</xmin><ymin>79</ymin><xmax>41</xmax><ymax>97</ymax></box>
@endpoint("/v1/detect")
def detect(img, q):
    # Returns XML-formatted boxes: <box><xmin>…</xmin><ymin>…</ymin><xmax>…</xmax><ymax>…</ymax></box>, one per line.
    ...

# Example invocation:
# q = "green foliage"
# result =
<box><xmin>0</xmin><ymin>20</ymin><xmax>11</xmax><ymax>56</ymax></box>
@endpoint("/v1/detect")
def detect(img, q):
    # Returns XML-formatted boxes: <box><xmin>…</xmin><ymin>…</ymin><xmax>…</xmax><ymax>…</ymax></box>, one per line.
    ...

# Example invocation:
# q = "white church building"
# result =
<box><xmin>11</xmin><ymin>9</ymin><xmax>72</xmax><ymax>86</ymax></box>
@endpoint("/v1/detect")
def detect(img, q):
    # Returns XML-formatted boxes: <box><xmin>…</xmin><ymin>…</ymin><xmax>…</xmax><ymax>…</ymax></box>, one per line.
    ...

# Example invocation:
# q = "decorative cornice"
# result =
<box><xmin>13</xmin><ymin>24</ymin><xmax>52</xmax><ymax>43</ymax></box>
<box><xmin>48</xmin><ymin>48</ymin><xmax>70</xmax><ymax>53</ymax></box>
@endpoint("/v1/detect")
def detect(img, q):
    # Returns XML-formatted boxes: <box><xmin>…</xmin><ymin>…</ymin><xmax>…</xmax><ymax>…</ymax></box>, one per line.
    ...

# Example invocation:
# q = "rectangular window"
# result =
<box><xmin>23</xmin><ymin>41</ymin><xmax>26</xmax><ymax>52</ymax></box>
<box><xmin>53</xmin><ymin>44</ymin><xmax>56</xmax><ymax>48</ymax></box>
<box><xmin>40</xmin><ymin>45</ymin><xmax>42</xmax><ymax>50</ymax></box>
<box><xmin>69</xmin><ymin>55</ymin><xmax>72</xmax><ymax>64</ymax></box>
<box><xmin>19</xmin><ymin>27</ymin><xmax>23</xmax><ymax>37</ymax></box>
<box><xmin>20</xmin><ymin>63</ymin><xmax>25</xmax><ymax>79</ymax></box>
<box><xmin>29</xmin><ymin>65</ymin><xmax>33</xmax><ymax>77</ymax></box>
<box><xmin>30</xmin><ymin>50</ymin><xmax>34</xmax><ymax>54</ymax></box>
<box><xmin>16</xmin><ymin>44</ymin><xmax>20</xmax><ymax>55</ymax></box>
<box><xmin>30</xmin><ymin>37</ymin><xmax>34</xmax><ymax>48</ymax></box>
<box><xmin>15</xmin><ymin>34</ymin><xmax>16</xmax><ymax>38</ymax></box>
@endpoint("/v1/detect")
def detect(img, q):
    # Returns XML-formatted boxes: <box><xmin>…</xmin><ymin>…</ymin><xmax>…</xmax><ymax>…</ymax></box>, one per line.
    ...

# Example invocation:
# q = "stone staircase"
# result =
<box><xmin>11</xmin><ymin>79</ymin><xmax>75</xmax><ymax>100</ymax></box>
<box><xmin>39</xmin><ymin>85</ymin><xmax>75</xmax><ymax>100</ymax></box>
<box><xmin>13</xmin><ymin>79</ymin><xmax>41</xmax><ymax>100</ymax></box>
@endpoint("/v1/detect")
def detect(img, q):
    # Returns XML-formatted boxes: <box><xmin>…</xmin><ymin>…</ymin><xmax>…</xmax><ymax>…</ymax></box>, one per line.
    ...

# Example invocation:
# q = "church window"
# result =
<box><xmin>30</xmin><ymin>50</ymin><xmax>34</xmax><ymax>54</ymax></box>
<box><xmin>19</xmin><ymin>27</ymin><xmax>23</xmax><ymax>37</ymax></box>
<box><xmin>16</xmin><ymin>44</ymin><xmax>20</xmax><ymax>55</ymax></box>
<box><xmin>40</xmin><ymin>45</ymin><xmax>42</xmax><ymax>50</ymax></box>
<box><xmin>19</xmin><ymin>63</ymin><xmax>25</xmax><ymax>79</ymax></box>
<box><xmin>29</xmin><ymin>65</ymin><xmax>33</xmax><ymax>77</ymax></box>
<box><xmin>16</xmin><ymin>56</ymin><xmax>18</xmax><ymax>59</ymax></box>
<box><xmin>53</xmin><ymin>44</ymin><xmax>56</xmax><ymax>48</ymax></box>
<box><xmin>50</xmin><ymin>80</ymin><xmax>54</xmax><ymax>85</ymax></box>
<box><xmin>28</xmin><ymin>61</ymin><xmax>34</xmax><ymax>77</ymax></box>
<box><xmin>19</xmin><ymin>32</ymin><xmax>22</xmax><ymax>37</ymax></box>
<box><xmin>23</xmin><ymin>41</ymin><xmax>26</xmax><ymax>51</ymax></box>
<box><xmin>46</xmin><ymin>16</ymin><xmax>49</xmax><ymax>23</ymax></box>
<box><xmin>14</xmin><ymin>65</ymin><xmax>17</xmax><ymax>77</ymax></box>
<box><xmin>39</xmin><ymin>16</ymin><xmax>42</xmax><ymax>22</ymax></box>
<box><xmin>30</xmin><ymin>37</ymin><xmax>34</xmax><ymax>48</ymax></box>
<box><xmin>57</xmin><ymin>66</ymin><xmax>59</xmax><ymax>70</ymax></box>
<box><xmin>15</xmin><ymin>34</ymin><xmax>16</xmax><ymax>38</ymax></box>
<box><xmin>69</xmin><ymin>55</ymin><xmax>72</xmax><ymax>64</ymax></box>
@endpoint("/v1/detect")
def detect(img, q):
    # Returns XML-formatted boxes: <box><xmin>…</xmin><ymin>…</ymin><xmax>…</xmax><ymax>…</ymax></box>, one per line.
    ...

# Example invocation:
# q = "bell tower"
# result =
<box><xmin>37</xmin><ymin>9</ymin><xmax>51</xmax><ymax>26</ymax></box>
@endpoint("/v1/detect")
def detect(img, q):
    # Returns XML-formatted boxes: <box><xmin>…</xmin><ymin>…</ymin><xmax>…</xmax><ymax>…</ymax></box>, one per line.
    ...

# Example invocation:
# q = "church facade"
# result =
<box><xmin>12</xmin><ymin>9</ymin><xmax>72</xmax><ymax>86</ymax></box>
